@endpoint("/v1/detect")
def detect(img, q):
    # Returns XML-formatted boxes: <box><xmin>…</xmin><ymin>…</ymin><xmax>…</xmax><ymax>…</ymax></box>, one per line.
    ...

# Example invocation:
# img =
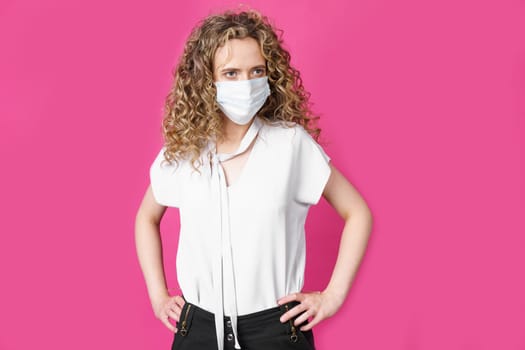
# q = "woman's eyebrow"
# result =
<box><xmin>220</xmin><ymin>65</ymin><xmax>266</xmax><ymax>72</ymax></box>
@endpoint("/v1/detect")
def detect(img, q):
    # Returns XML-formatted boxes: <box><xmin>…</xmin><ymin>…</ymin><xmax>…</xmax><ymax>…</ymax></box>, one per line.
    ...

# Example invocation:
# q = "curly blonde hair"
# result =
<box><xmin>160</xmin><ymin>9</ymin><xmax>322</xmax><ymax>171</ymax></box>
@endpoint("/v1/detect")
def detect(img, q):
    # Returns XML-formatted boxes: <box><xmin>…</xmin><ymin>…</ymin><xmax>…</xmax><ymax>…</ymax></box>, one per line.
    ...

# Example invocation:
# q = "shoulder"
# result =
<box><xmin>150</xmin><ymin>146</ymin><xmax>194</xmax><ymax>176</ymax></box>
<box><xmin>263</xmin><ymin>120</ymin><xmax>331</xmax><ymax>163</ymax></box>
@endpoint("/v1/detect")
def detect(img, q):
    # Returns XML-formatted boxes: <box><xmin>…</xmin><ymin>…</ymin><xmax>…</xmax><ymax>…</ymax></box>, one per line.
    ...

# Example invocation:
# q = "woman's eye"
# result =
<box><xmin>225</xmin><ymin>71</ymin><xmax>236</xmax><ymax>78</ymax></box>
<box><xmin>253</xmin><ymin>68</ymin><xmax>265</xmax><ymax>75</ymax></box>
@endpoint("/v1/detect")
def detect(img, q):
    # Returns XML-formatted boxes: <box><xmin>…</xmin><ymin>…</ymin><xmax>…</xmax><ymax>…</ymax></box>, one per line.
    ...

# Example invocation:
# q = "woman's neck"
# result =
<box><xmin>217</xmin><ymin>116</ymin><xmax>255</xmax><ymax>153</ymax></box>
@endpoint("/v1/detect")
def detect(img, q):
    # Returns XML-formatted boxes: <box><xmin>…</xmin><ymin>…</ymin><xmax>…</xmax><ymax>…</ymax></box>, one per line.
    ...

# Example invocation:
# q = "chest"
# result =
<box><xmin>182</xmin><ymin>133</ymin><xmax>294</xmax><ymax>212</ymax></box>
<box><xmin>216</xmin><ymin>137</ymin><xmax>256</xmax><ymax>188</ymax></box>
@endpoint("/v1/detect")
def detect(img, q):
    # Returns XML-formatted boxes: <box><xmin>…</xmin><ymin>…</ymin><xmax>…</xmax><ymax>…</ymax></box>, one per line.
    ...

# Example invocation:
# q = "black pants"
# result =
<box><xmin>171</xmin><ymin>300</ymin><xmax>316</xmax><ymax>350</ymax></box>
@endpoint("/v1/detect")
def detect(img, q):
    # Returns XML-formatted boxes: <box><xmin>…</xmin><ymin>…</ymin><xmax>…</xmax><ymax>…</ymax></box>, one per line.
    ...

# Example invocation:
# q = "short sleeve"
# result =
<box><xmin>292</xmin><ymin>125</ymin><xmax>332</xmax><ymax>205</ymax></box>
<box><xmin>149</xmin><ymin>147</ymin><xmax>183</xmax><ymax>207</ymax></box>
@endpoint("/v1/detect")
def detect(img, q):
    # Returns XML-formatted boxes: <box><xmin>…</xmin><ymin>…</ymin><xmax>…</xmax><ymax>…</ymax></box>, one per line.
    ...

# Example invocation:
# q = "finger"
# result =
<box><xmin>293</xmin><ymin>309</ymin><xmax>311</xmax><ymax>327</ymax></box>
<box><xmin>167</xmin><ymin>306</ymin><xmax>182</xmax><ymax>323</ymax></box>
<box><xmin>161</xmin><ymin>315</ymin><xmax>177</xmax><ymax>333</ymax></box>
<box><xmin>165</xmin><ymin>296</ymin><xmax>183</xmax><ymax>321</ymax></box>
<box><xmin>174</xmin><ymin>295</ymin><xmax>185</xmax><ymax>308</ymax></box>
<box><xmin>279</xmin><ymin>302</ymin><xmax>306</xmax><ymax>323</ymax></box>
<box><xmin>170</xmin><ymin>303</ymin><xmax>183</xmax><ymax>315</ymax></box>
<box><xmin>300</xmin><ymin>312</ymin><xmax>321</xmax><ymax>332</ymax></box>
<box><xmin>277</xmin><ymin>292</ymin><xmax>302</xmax><ymax>305</ymax></box>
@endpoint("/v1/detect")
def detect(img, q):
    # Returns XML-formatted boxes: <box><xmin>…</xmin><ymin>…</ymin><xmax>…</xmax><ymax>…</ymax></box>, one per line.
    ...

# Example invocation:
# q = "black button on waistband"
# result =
<box><xmin>227</xmin><ymin>333</ymin><xmax>234</xmax><ymax>342</ymax></box>
<box><xmin>226</xmin><ymin>320</ymin><xmax>232</xmax><ymax>328</ymax></box>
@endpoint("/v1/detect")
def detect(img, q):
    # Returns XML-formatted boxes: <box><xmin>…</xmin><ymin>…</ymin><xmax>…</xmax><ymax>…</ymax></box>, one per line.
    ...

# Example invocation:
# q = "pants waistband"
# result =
<box><xmin>180</xmin><ymin>299</ymin><xmax>302</xmax><ymax>323</ymax></box>
<box><xmin>174</xmin><ymin>299</ymin><xmax>315</xmax><ymax>349</ymax></box>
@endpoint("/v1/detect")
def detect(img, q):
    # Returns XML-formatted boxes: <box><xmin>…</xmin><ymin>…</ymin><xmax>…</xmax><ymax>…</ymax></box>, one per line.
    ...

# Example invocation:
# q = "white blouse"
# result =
<box><xmin>150</xmin><ymin>116</ymin><xmax>331</xmax><ymax>350</ymax></box>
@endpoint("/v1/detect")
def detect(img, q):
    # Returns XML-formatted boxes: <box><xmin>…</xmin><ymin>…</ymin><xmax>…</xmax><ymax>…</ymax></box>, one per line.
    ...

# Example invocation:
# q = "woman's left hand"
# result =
<box><xmin>277</xmin><ymin>290</ymin><xmax>344</xmax><ymax>331</ymax></box>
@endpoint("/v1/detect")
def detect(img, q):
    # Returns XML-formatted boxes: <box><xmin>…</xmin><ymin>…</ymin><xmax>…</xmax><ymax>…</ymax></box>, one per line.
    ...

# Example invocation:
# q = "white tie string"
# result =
<box><xmin>208</xmin><ymin>117</ymin><xmax>263</xmax><ymax>350</ymax></box>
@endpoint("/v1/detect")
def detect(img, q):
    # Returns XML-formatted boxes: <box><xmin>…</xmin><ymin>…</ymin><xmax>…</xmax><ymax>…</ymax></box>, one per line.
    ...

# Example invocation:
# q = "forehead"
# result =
<box><xmin>213</xmin><ymin>37</ymin><xmax>265</xmax><ymax>70</ymax></box>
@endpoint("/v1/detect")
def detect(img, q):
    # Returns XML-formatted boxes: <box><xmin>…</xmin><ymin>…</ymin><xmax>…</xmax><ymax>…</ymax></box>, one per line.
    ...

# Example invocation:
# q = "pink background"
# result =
<box><xmin>0</xmin><ymin>0</ymin><xmax>523</xmax><ymax>349</ymax></box>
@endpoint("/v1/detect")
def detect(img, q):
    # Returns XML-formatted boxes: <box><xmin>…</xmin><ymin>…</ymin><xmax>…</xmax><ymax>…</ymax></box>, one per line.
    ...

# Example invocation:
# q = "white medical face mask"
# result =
<box><xmin>215</xmin><ymin>76</ymin><xmax>271</xmax><ymax>125</ymax></box>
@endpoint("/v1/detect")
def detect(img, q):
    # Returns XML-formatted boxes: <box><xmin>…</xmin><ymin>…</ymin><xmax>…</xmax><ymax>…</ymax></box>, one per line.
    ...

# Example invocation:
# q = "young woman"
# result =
<box><xmin>135</xmin><ymin>9</ymin><xmax>373</xmax><ymax>350</ymax></box>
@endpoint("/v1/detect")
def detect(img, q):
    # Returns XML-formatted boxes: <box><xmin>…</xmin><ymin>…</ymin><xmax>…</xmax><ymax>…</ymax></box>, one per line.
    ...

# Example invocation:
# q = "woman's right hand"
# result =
<box><xmin>152</xmin><ymin>294</ymin><xmax>186</xmax><ymax>333</ymax></box>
